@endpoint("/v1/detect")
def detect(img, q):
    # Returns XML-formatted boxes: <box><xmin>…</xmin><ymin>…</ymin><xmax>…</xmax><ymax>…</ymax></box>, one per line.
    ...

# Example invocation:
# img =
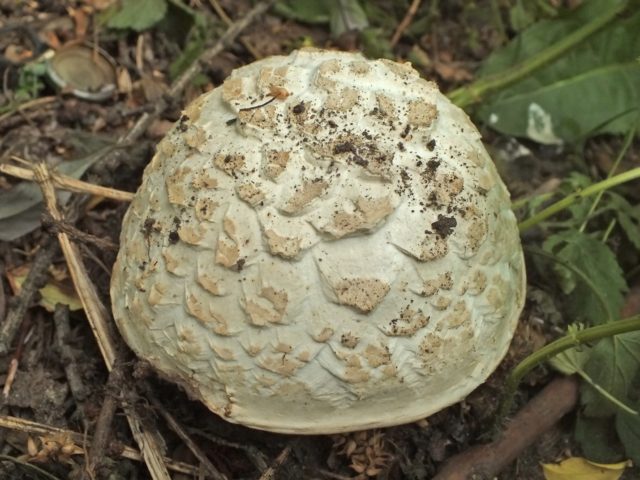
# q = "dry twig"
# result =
<box><xmin>194</xmin><ymin>430</ymin><xmax>269</xmax><ymax>472</ymax></box>
<box><xmin>42</xmin><ymin>213</ymin><xmax>118</xmax><ymax>251</ymax></box>
<box><xmin>147</xmin><ymin>392</ymin><xmax>228</xmax><ymax>480</ymax></box>
<box><xmin>208</xmin><ymin>0</ymin><xmax>262</xmax><ymax>59</ymax></box>
<box><xmin>0</xmin><ymin>415</ymin><xmax>202</xmax><ymax>476</ymax></box>
<box><xmin>0</xmin><ymin>238</ymin><xmax>57</xmax><ymax>355</ymax></box>
<box><xmin>1</xmin><ymin>160</ymin><xmax>135</xmax><ymax>202</ymax></box>
<box><xmin>259</xmin><ymin>444</ymin><xmax>292</xmax><ymax>480</ymax></box>
<box><xmin>390</xmin><ymin>0</ymin><xmax>424</xmax><ymax>47</ymax></box>
<box><xmin>31</xmin><ymin>161</ymin><xmax>171</xmax><ymax>480</ymax></box>
<box><xmin>2</xmin><ymin>314</ymin><xmax>32</xmax><ymax>398</ymax></box>
<box><xmin>53</xmin><ymin>305</ymin><xmax>90</xmax><ymax>427</ymax></box>
<box><xmin>86</xmin><ymin>362</ymin><xmax>124</xmax><ymax>478</ymax></box>
<box><xmin>0</xmin><ymin>96</ymin><xmax>58</xmax><ymax>126</ymax></box>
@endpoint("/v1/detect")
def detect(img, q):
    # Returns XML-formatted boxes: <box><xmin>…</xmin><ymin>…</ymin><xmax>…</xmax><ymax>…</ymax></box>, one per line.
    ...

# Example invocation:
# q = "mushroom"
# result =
<box><xmin>110</xmin><ymin>49</ymin><xmax>525</xmax><ymax>434</ymax></box>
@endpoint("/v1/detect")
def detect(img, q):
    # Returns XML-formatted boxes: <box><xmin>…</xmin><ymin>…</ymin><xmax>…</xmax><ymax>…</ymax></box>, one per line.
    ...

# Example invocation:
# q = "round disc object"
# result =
<box><xmin>111</xmin><ymin>49</ymin><xmax>526</xmax><ymax>434</ymax></box>
<box><xmin>47</xmin><ymin>44</ymin><xmax>117</xmax><ymax>101</ymax></box>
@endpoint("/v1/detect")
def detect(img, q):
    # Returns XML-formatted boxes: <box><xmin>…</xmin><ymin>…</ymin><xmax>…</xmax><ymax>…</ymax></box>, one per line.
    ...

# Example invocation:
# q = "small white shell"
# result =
<box><xmin>110</xmin><ymin>49</ymin><xmax>525</xmax><ymax>434</ymax></box>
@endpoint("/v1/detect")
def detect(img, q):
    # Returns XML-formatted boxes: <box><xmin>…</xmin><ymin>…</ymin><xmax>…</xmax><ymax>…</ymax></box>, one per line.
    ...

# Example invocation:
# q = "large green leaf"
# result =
<box><xmin>543</xmin><ymin>230</ymin><xmax>627</xmax><ymax>324</ymax></box>
<box><xmin>329</xmin><ymin>0</ymin><xmax>368</xmax><ymax>37</ymax></box>
<box><xmin>274</xmin><ymin>0</ymin><xmax>368</xmax><ymax>37</ymax></box>
<box><xmin>476</xmin><ymin>0</ymin><xmax>640</xmax><ymax>143</ymax></box>
<box><xmin>582</xmin><ymin>332</ymin><xmax>640</xmax><ymax>417</ymax></box>
<box><xmin>108</xmin><ymin>0</ymin><xmax>168</xmax><ymax>32</ymax></box>
<box><xmin>274</xmin><ymin>0</ymin><xmax>331</xmax><ymax>24</ymax></box>
<box><xmin>575</xmin><ymin>414</ymin><xmax>625</xmax><ymax>463</ymax></box>
<box><xmin>616</xmin><ymin>408</ymin><xmax>640</xmax><ymax>464</ymax></box>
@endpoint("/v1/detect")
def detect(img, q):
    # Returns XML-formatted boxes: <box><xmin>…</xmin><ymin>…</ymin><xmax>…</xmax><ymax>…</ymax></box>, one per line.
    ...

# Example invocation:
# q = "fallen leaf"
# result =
<box><xmin>434</xmin><ymin>61</ymin><xmax>473</xmax><ymax>83</ymax></box>
<box><xmin>68</xmin><ymin>7</ymin><xmax>89</xmax><ymax>39</ymax></box>
<box><xmin>542</xmin><ymin>457</ymin><xmax>630</xmax><ymax>480</ymax></box>
<box><xmin>6</xmin><ymin>265</ymin><xmax>82</xmax><ymax>312</ymax></box>
<box><xmin>4</xmin><ymin>45</ymin><xmax>33</xmax><ymax>63</ymax></box>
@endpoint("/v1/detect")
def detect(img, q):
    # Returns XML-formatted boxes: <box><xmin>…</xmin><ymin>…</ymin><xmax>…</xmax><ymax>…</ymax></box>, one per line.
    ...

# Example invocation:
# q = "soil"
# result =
<box><xmin>0</xmin><ymin>1</ymin><xmax>638</xmax><ymax>479</ymax></box>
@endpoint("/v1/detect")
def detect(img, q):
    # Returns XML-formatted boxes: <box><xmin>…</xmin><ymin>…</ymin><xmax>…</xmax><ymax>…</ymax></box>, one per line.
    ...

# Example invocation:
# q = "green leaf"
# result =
<box><xmin>550</xmin><ymin>336</ymin><xmax>637</xmax><ymax>415</ymax></box>
<box><xmin>575</xmin><ymin>414</ymin><xmax>625</xmax><ymax>464</ymax></box>
<box><xmin>476</xmin><ymin>0</ymin><xmax>640</xmax><ymax>143</ymax></box>
<box><xmin>108</xmin><ymin>0</ymin><xmax>168</xmax><ymax>32</ymax></box>
<box><xmin>616</xmin><ymin>409</ymin><xmax>640</xmax><ymax>464</ymax></box>
<box><xmin>509</xmin><ymin>0</ymin><xmax>537</xmax><ymax>32</ymax></box>
<box><xmin>543</xmin><ymin>230</ymin><xmax>627</xmax><ymax>324</ymax></box>
<box><xmin>162</xmin><ymin>1</ymin><xmax>210</xmax><ymax>80</ymax></box>
<box><xmin>582</xmin><ymin>332</ymin><xmax>640</xmax><ymax>417</ymax></box>
<box><xmin>556</xmin><ymin>172</ymin><xmax>594</xmax><ymax>225</ymax></box>
<box><xmin>605</xmin><ymin>192</ymin><xmax>640</xmax><ymax>250</ymax></box>
<box><xmin>549</xmin><ymin>342</ymin><xmax>592</xmax><ymax>375</ymax></box>
<box><xmin>274</xmin><ymin>0</ymin><xmax>368</xmax><ymax>37</ymax></box>
<box><xmin>274</xmin><ymin>0</ymin><xmax>331</xmax><ymax>24</ymax></box>
<box><xmin>329</xmin><ymin>0</ymin><xmax>368</xmax><ymax>37</ymax></box>
<box><xmin>360</xmin><ymin>28</ymin><xmax>393</xmax><ymax>59</ymax></box>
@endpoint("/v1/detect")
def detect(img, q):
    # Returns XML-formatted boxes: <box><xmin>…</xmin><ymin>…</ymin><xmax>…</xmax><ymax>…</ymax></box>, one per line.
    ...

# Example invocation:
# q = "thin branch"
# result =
<box><xmin>31</xmin><ymin>161</ymin><xmax>171</xmax><ymax>480</ymax></box>
<box><xmin>53</xmin><ymin>305</ymin><xmax>90</xmax><ymax>428</ymax></box>
<box><xmin>208</xmin><ymin>0</ymin><xmax>262</xmax><ymax>59</ymax></box>
<box><xmin>86</xmin><ymin>362</ymin><xmax>125</xmax><ymax>478</ymax></box>
<box><xmin>390</xmin><ymin>0</ymin><xmax>423</xmax><ymax>47</ymax></box>
<box><xmin>0</xmin><ymin>415</ymin><xmax>202</xmax><ymax>476</ymax></box>
<box><xmin>259</xmin><ymin>444</ymin><xmax>292</xmax><ymax>480</ymax></box>
<box><xmin>0</xmin><ymin>96</ymin><xmax>58</xmax><ymax>125</ymax></box>
<box><xmin>1</xmin><ymin>160</ymin><xmax>134</xmax><ymax>202</ymax></box>
<box><xmin>0</xmin><ymin>238</ymin><xmax>57</xmax><ymax>355</ymax></box>
<box><xmin>42</xmin><ymin>213</ymin><xmax>118</xmax><ymax>252</ymax></box>
<box><xmin>148</xmin><ymin>392</ymin><xmax>228</xmax><ymax>480</ymax></box>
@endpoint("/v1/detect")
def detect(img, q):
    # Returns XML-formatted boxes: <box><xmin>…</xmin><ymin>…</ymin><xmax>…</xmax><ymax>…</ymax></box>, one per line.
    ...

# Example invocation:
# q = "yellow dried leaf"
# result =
<box><xmin>542</xmin><ymin>457</ymin><xmax>631</xmax><ymax>480</ymax></box>
<box><xmin>7</xmin><ymin>265</ymin><xmax>82</xmax><ymax>312</ymax></box>
<box><xmin>27</xmin><ymin>436</ymin><xmax>38</xmax><ymax>457</ymax></box>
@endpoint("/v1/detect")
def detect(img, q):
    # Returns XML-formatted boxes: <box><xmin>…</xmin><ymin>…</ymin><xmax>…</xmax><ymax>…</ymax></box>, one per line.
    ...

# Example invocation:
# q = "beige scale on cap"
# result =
<box><xmin>110</xmin><ymin>48</ymin><xmax>526</xmax><ymax>434</ymax></box>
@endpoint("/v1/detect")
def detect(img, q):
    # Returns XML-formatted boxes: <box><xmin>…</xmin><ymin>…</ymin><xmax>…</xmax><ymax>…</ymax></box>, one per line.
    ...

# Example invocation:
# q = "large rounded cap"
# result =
<box><xmin>110</xmin><ymin>49</ymin><xmax>525</xmax><ymax>434</ymax></box>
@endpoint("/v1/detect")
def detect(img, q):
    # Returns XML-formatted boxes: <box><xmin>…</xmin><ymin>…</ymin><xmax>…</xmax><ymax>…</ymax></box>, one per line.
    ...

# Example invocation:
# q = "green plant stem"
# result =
<box><xmin>494</xmin><ymin>313</ymin><xmax>640</xmax><ymax>431</ymax></box>
<box><xmin>602</xmin><ymin>218</ymin><xmax>617</xmax><ymax>242</ymax></box>
<box><xmin>518</xmin><ymin>167</ymin><xmax>640</xmax><ymax>232</ymax></box>
<box><xmin>447</xmin><ymin>1</ymin><xmax>627</xmax><ymax>108</ymax></box>
<box><xmin>575</xmin><ymin>368</ymin><xmax>638</xmax><ymax>415</ymax></box>
<box><xmin>512</xmin><ymin>192</ymin><xmax>554</xmax><ymax>211</ymax></box>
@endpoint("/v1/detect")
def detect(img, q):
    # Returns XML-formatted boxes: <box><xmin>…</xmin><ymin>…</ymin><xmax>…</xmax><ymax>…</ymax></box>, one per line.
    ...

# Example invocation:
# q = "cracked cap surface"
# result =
<box><xmin>110</xmin><ymin>49</ymin><xmax>526</xmax><ymax>434</ymax></box>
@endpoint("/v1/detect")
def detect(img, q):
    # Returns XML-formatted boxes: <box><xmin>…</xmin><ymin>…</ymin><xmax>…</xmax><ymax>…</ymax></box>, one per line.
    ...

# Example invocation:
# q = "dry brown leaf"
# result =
<box><xmin>4</xmin><ymin>45</ymin><xmax>33</xmax><ymax>63</ymax></box>
<box><xmin>433</xmin><ymin>61</ymin><xmax>473</xmax><ymax>83</ymax></box>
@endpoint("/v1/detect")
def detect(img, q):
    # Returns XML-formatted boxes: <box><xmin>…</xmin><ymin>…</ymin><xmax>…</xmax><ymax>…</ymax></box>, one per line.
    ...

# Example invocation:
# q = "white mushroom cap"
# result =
<box><xmin>110</xmin><ymin>49</ymin><xmax>525</xmax><ymax>434</ymax></box>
